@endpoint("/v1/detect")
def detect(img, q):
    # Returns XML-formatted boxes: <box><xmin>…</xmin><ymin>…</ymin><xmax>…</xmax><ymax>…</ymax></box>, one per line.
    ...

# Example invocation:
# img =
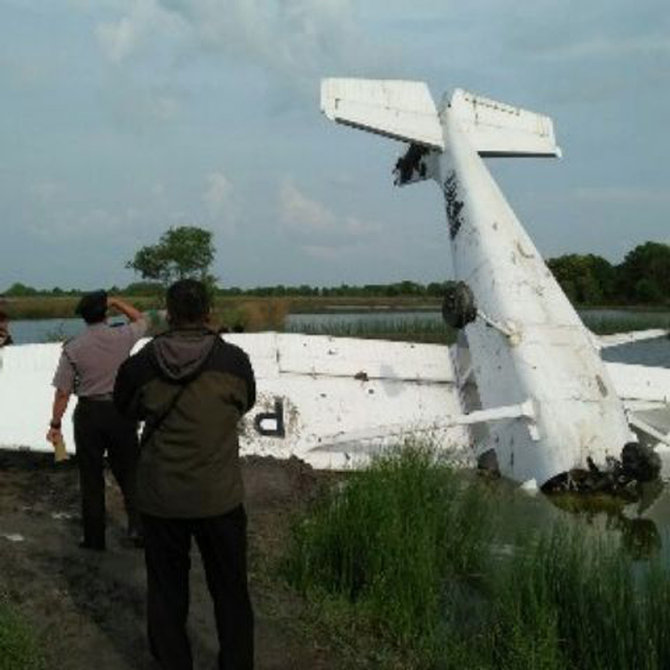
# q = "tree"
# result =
<box><xmin>127</xmin><ymin>226</ymin><xmax>216</xmax><ymax>288</ymax></box>
<box><xmin>4</xmin><ymin>282</ymin><xmax>38</xmax><ymax>297</ymax></box>
<box><xmin>616</xmin><ymin>242</ymin><xmax>670</xmax><ymax>304</ymax></box>
<box><xmin>547</xmin><ymin>254</ymin><xmax>614</xmax><ymax>304</ymax></box>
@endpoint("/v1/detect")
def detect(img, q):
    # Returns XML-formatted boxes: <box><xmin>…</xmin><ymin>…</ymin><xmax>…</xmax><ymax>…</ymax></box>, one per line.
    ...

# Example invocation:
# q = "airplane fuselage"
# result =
<box><xmin>436</xmin><ymin>108</ymin><xmax>632</xmax><ymax>483</ymax></box>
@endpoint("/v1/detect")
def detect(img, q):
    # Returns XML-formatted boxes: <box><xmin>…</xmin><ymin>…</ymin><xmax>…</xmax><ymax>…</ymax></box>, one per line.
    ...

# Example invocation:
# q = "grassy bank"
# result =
<box><xmin>284</xmin><ymin>445</ymin><xmax>490</xmax><ymax>667</ymax></box>
<box><xmin>0</xmin><ymin>296</ymin><xmax>161</xmax><ymax>320</ymax></box>
<box><xmin>285</xmin><ymin>317</ymin><xmax>455</xmax><ymax>345</ymax></box>
<box><xmin>1</xmin><ymin>295</ymin><xmax>440</xmax><ymax>321</ymax></box>
<box><xmin>284</xmin><ymin>445</ymin><xmax>670</xmax><ymax>669</ymax></box>
<box><xmin>0</xmin><ymin>599</ymin><xmax>45</xmax><ymax>670</ymax></box>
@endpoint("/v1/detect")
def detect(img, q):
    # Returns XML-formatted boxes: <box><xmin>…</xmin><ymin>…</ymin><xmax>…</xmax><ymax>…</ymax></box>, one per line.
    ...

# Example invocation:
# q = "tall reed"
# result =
<box><xmin>285</xmin><ymin>317</ymin><xmax>455</xmax><ymax>344</ymax></box>
<box><xmin>284</xmin><ymin>443</ymin><xmax>493</xmax><ymax>664</ymax></box>
<box><xmin>285</xmin><ymin>447</ymin><xmax>670</xmax><ymax>669</ymax></box>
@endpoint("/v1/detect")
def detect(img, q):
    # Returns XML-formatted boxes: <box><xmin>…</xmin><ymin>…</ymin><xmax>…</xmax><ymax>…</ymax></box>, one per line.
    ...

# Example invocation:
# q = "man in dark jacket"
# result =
<box><xmin>114</xmin><ymin>279</ymin><xmax>256</xmax><ymax>670</ymax></box>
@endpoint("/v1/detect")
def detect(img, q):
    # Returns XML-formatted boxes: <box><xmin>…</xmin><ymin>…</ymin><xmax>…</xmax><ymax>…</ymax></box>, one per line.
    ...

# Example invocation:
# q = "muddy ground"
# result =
<box><xmin>0</xmin><ymin>451</ymin><xmax>349</xmax><ymax>670</ymax></box>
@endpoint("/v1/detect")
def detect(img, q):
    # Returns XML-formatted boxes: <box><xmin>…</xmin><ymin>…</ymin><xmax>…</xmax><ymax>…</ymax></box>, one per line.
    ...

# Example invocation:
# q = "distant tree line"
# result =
<box><xmin>3</xmin><ymin>240</ymin><xmax>668</xmax><ymax>307</ymax></box>
<box><xmin>220</xmin><ymin>280</ymin><xmax>452</xmax><ymax>298</ymax></box>
<box><xmin>0</xmin><ymin>279</ymin><xmax>454</xmax><ymax>300</ymax></box>
<box><xmin>546</xmin><ymin>241</ymin><xmax>670</xmax><ymax>306</ymax></box>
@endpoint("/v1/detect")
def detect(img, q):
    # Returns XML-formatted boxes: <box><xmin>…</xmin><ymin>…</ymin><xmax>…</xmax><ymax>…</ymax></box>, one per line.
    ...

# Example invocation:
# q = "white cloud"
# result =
<box><xmin>95</xmin><ymin>0</ymin><xmax>184</xmax><ymax>63</ymax></box>
<box><xmin>204</xmin><ymin>171</ymin><xmax>233</xmax><ymax>212</ymax></box>
<box><xmin>155</xmin><ymin>0</ymin><xmax>382</xmax><ymax>91</ymax></box>
<box><xmin>279</xmin><ymin>180</ymin><xmax>382</xmax><ymax>241</ymax></box>
<box><xmin>94</xmin><ymin>0</ymin><xmax>371</xmax><ymax>80</ymax></box>
<box><xmin>203</xmin><ymin>171</ymin><xmax>237</xmax><ymax>233</ymax></box>
<box><xmin>279</xmin><ymin>181</ymin><xmax>336</xmax><ymax>232</ymax></box>
<box><xmin>96</xmin><ymin>14</ymin><xmax>136</xmax><ymax>63</ymax></box>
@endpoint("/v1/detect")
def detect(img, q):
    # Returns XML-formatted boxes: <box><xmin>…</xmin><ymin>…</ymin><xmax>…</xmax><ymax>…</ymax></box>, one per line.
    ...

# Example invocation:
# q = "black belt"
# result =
<box><xmin>79</xmin><ymin>393</ymin><xmax>114</xmax><ymax>402</ymax></box>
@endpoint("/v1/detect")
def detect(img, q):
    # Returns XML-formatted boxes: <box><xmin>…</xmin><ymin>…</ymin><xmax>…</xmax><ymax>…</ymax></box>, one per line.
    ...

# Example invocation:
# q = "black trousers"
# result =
<box><xmin>141</xmin><ymin>506</ymin><xmax>254</xmax><ymax>670</ymax></box>
<box><xmin>73</xmin><ymin>399</ymin><xmax>140</xmax><ymax>548</ymax></box>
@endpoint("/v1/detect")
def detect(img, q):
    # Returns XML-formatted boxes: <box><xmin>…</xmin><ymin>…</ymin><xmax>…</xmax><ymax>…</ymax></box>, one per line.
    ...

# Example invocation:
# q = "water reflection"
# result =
<box><xmin>545</xmin><ymin>480</ymin><xmax>665</xmax><ymax>560</ymax></box>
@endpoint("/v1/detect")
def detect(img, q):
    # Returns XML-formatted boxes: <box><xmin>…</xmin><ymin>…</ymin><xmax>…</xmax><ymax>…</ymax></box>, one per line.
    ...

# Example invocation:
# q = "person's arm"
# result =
<box><xmin>109</xmin><ymin>296</ymin><xmax>149</xmax><ymax>342</ymax></box>
<box><xmin>46</xmin><ymin>388</ymin><xmax>70</xmax><ymax>446</ymax></box>
<box><xmin>48</xmin><ymin>347</ymin><xmax>76</xmax><ymax>446</ymax></box>
<box><xmin>107</xmin><ymin>296</ymin><xmax>143</xmax><ymax>323</ymax></box>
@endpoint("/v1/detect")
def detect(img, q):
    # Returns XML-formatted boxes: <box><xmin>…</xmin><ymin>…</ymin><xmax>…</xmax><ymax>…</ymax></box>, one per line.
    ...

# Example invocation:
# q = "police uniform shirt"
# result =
<box><xmin>52</xmin><ymin>317</ymin><xmax>148</xmax><ymax>397</ymax></box>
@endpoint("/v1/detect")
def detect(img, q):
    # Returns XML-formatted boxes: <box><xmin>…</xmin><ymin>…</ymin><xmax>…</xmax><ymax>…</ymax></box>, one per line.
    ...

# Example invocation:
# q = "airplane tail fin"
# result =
<box><xmin>320</xmin><ymin>78</ymin><xmax>561</xmax><ymax>159</ymax></box>
<box><xmin>450</xmin><ymin>89</ymin><xmax>561</xmax><ymax>158</ymax></box>
<box><xmin>320</xmin><ymin>78</ymin><xmax>444</xmax><ymax>149</ymax></box>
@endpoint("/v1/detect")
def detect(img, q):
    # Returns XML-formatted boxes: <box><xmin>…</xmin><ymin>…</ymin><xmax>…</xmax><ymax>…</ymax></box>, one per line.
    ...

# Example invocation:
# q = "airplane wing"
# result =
<box><xmin>605</xmin><ymin>361</ymin><xmax>670</xmax><ymax>446</ymax></box>
<box><xmin>597</xmin><ymin>329</ymin><xmax>669</xmax><ymax>349</ymax></box>
<box><xmin>606</xmin><ymin>362</ymin><xmax>670</xmax><ymax>407</ymax></box>
<box><xmin>320</xmin><ymin>78</ymin><xmax>444</xmax><ymax>149</ymax></box>
<box><xmin>628</xmin><ymin>408</ymin><xmax>670</xmax><ymax>447</ymax></box>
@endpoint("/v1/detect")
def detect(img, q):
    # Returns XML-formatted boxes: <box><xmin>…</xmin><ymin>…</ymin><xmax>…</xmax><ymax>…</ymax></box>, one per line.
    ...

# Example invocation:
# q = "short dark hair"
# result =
<box><xmin>76</xmin><ymin>290</ymin><xmax>107</xmax><ymax>324</ymax></box>
<box><xmin>166</xmin><ymin>279</ymin><xmax>210</xmax><ymax>325</ymax></box>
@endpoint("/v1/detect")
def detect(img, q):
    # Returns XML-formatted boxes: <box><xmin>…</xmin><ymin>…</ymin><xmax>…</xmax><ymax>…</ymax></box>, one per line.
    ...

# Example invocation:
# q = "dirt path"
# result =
<box><xmin>0</xmin><ymin>451</ymin><xmax>345</xmax><ymax>669</ymax></box>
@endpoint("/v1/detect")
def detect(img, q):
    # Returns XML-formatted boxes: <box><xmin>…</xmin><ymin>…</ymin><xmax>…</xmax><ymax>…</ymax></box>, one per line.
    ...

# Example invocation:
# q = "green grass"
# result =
<box><xmin>0</xmin><ymin>600</ymin><xmax>45</xmax><ymax>670</ymax></box>
<box><xmin>2</xmin><ymin>296</ymin><xmax>162</xmax><ymax>320</ymax></box>
<box><xmin>284</xmin><ymin>445</ymin><xmax>670</xmax><ymax>669</ymax></box>
<box><xmin>287</xmin><ymin>312</ymin><xmax>669</xmax><ymax>343</ymax></box>
<box><xmin>284</xmin><ymin>317</ymin><xmax>456</xmax><ymax>345</ymax></box>
<box><xmin>284</xmin><ymin>444</ymin><xmax>493</xmax><ymax>666</ymax></box>
<box><xmin>460</xmin><ymin>524</ymin><xmax>638</xmax><ymax>670</ymax></box>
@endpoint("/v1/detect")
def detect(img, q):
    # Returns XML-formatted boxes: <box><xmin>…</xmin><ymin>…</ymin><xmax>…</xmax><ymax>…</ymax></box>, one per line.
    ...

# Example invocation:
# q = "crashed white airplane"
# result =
<box><xmin>319</xmin><ymin>78</ymin><xmax>670</xmax><ymax>487</ymax></box>
<box><xmin>0</xmin><ymin>80</ymin><xmax>668</xmax><ymax>489</ymax></box>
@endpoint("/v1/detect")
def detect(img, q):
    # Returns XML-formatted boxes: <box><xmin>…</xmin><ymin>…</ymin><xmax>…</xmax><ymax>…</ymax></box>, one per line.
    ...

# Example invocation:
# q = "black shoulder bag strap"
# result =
<box><xmin>140</xmin><ymin>336</ymin><xmax>218</xmax><ymax>447</ymax></box>
<box><xmin>140</xmin><ymin>381</ymin><xmax>192</xmax><ymax>448</ymax></box>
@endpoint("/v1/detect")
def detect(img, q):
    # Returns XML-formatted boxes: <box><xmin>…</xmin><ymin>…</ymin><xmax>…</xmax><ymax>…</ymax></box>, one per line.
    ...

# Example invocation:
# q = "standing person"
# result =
<box><xmin>114</xmin><ymin>279</ymin><xmax>256</xmax><ymax>670</ymax></box>
<box><xmin>47</xmin><ymin>291</ymin><xmax>148</xmax><ymax>550</ymax></box>
<box><xmin>0</xmin><ymin>309</ymin><xmax>13</xmax><ymax>346</ymax></box>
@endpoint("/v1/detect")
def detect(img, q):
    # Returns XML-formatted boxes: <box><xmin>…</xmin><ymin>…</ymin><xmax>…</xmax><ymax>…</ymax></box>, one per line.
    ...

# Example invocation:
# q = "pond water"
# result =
<box><xmin>8</xmin><ymin>311</ymin><xmax>670</xmax><ymax>368</ymax></box>
<box><xmin>10</xmin><ymin>317</ymin><xmax>86</xmax><ymax>344</ymax></box>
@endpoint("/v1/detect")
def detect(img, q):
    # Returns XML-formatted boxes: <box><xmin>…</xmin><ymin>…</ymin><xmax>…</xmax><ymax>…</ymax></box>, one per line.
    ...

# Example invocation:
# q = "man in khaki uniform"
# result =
<box><xmin>47</xmin><ymin>290</ymin><xmax>148</xmax><ymax>550</ymax></box>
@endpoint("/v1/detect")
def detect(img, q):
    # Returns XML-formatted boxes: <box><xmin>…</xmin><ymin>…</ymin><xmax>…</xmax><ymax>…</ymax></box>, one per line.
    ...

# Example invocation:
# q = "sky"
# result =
<box><xmin>1</xmin><ymin>0</ymin><xmax>668</xmax><ymax>291</ymax></box>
